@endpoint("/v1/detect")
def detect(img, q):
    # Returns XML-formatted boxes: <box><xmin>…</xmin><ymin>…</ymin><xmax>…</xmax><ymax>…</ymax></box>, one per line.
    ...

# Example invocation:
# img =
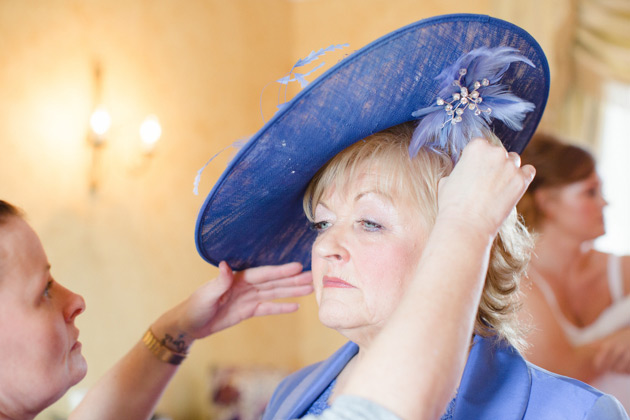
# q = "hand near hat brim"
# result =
<box><xmin>69</xmin><ymin>262</ymin><xmax>313</xmax><ymax>419</ymax></box>
<box><xmin>152</xmin><ymin>262</ymin><xmax>313</xmax><ymax>350</ymax></box>
<box><xmin>437</xmin><ymin>137</ymin><xmax>535</xmax><ymax>239</ymax></box>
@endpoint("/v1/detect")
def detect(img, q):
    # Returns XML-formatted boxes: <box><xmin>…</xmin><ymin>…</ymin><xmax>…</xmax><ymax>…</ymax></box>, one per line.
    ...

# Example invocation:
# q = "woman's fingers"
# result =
<box><xmin>252</xmin><ymin>271</ymin><xmax>313</xmax><ymax>290</ymax></box>
<box><xmin>439</xmin><ymin>138</ymin><xmax>536</xmax><ymax>237</ymax></box>
<box><xmin>203</xmin><ymin>261</ymin><xmax>234</xmax><ymax>304</ymax></box>
<box><xmin>507</xmin><ymin>151</ymin><xmax>521</xmax><ymax>167</ymax></box>
<box><xmin>237</xmin><ymin>261</ymin><xmax>305</xmax><ymax>284</ymax></box>
<box><xmin>521</xmin><ymin>164</ymin><xmax>536</xmax><ymax>183</ymax></box>
<box><xmin>608</xmin><ymin>345</ymin><xmax>630</xmax><ymax>374</ymax></box>
<box><xmin>253</xmin><ymin>301</ymin><xmax>302</xmax><ymax>317</ymax></box>
<box><xmin>229</xmin><ymin>281</ymin><xmax>314</xmax><ymax>307</ymax></box>
<box><xmin>255</xmin><ymin>283</ymin><xmax>314</xmax><ymax>301</ymax></box>
<box><xmin>594</xmin><ymin>335</ymin><xmax>630</xmax><ymax>373</ymax></box>
<box><xmin>219</xmin><ymin>266</ymin><xmax>312</xmax><ymax>309</ymax></box>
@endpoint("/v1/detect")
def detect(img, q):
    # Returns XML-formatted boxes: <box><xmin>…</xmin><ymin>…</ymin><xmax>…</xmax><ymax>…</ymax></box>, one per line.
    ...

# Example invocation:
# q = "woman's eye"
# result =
<box><xmin>360</xmin><ymin>219</ymin><xmax>383</xmax><ymax>231</ymax></box>
<box><xmin>310</xmin><ymin>221</ymin><xmax>331</xmax><ymax>232</ymax></box>
<box><xmin>585</xmin><ymin>188</ymin><xmax>598</xmax><ymax>197</ymax></box>
<box><xmin>43</xmin><ymin>280</ymin><xmax>53</xmax><ymax>298</ymax></box>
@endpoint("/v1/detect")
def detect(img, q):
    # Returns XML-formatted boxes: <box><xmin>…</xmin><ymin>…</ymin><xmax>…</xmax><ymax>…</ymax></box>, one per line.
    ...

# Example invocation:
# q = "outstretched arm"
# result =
<box><xmin>69</xmin><ymin>262</ymin><xmax>313</xmax><ymax>420</ymax></box>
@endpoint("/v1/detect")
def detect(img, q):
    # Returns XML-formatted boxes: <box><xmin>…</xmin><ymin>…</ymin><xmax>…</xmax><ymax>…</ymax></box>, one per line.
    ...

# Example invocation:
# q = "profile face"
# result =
<box><xmin>310</xmin><ymin>164</ymin><xmax>428</xmax><ymax>344</ymax></box>
<box><xmin>542</xmin><ymin>171</ymin><xmax>607</xmax><ymax>241</ymax></box>
<box><xmin>0</xmin><ymin>216</ymin><xmax>87</xmax><ymax>413</ymax></box>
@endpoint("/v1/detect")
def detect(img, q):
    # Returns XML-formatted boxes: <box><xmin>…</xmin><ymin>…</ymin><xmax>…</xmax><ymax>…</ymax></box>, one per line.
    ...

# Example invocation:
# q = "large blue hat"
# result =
<box><xmin>195</xmin><ymin>13</ymin><xmax>550</xmax><ymax>270</ymax></box>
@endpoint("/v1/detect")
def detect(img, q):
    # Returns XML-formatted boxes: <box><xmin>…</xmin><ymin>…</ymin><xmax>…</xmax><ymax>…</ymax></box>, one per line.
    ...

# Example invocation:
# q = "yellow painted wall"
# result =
<box><xmin>0</xmin><ymin>1</ymin><xmax>570</xmax><ymax>418</ymax></box>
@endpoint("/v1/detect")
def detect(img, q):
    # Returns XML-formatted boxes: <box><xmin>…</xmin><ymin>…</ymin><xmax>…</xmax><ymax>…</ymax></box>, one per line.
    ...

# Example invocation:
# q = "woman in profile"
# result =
<box><xmin>517</xmin><ymin>132</ymin><xmax>630</xmax><ymax>412</ymax></box>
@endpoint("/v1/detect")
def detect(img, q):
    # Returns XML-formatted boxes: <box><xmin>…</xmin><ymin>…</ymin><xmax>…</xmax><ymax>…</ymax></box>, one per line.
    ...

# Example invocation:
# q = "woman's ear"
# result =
<box><xmin>533</xmin><ymin>188</ymin><xmax>557</xmax><ymax>220</ymax></box>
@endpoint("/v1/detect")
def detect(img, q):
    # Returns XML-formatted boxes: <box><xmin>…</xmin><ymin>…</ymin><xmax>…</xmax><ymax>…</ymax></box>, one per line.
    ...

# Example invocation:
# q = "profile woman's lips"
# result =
<box><xmin>71</xmin><ymin>331</ymin><xmax>81</xmax><ymax>351</ymax></box>
<box><xmin>323</xmin><ymin>276</ymin><xmax>354</xmax><ymax>288</ymax></box>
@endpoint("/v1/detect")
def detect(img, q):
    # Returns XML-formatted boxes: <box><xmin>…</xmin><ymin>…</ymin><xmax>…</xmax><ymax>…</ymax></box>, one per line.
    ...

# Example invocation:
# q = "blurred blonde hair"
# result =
<box><xmin>303</xmin><ymin>122</ymin><xmax>532</xmax><ymax>350</ymax></box>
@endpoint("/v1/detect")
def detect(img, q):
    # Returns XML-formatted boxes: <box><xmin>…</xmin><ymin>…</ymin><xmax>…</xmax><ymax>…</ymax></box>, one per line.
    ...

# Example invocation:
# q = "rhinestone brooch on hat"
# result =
<box><xmin>436</xmin><ymin>68</ymin><xmax>492</xmax><ymax>128</ymax></box>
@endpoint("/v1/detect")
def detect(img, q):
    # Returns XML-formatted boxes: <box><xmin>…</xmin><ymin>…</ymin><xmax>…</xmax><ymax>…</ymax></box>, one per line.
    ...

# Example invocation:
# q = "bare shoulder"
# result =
<box><xmin>519</xmin><ymin>270</ymin><xmax>576</xmax><ymax>364</ymax></box>
<box><xmin>519</xmin><ymin>272</ymin><xmax>557</xmax><ymax>327</ymax></box>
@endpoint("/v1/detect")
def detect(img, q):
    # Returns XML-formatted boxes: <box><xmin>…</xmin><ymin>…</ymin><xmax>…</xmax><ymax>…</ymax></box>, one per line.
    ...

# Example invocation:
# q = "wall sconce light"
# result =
<box><xmin>89</xmin><ymin>106</ymin><xmax>111</xmax><ymax>144</ymax></box>
<box><xmin>87</xmin><ymin>62</ymin><xmax>162</xmax><ymax>193</ymax></box>
<box><xmin>139</xmin><ymin>114</ymin><xmax>162</xmax><ymax>155</ymax></box>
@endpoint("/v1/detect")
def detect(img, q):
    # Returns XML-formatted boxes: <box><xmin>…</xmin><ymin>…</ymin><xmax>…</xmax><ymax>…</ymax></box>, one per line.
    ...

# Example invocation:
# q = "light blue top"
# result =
<box><xmin>264</xmin><ymin>335</ymin><xmax>629</xmax><ymax>420</ymax></box>
<box><xmin>301</xmin><ymin>395</ymin><xmax>401</xmax><ymax>420</ymax></box>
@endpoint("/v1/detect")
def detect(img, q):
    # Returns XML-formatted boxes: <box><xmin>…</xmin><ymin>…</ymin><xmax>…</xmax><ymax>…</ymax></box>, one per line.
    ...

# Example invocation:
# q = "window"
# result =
<box><xmin>595</xmin><ymin>81</ymin><xmax>630</xmax><ymax>255</ymax></box>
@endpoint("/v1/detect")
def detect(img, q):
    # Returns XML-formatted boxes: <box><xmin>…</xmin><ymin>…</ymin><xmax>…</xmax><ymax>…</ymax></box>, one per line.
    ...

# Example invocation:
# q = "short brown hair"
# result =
<box><xmin>0</xmin><ymin>200</ymin><xmax>24</xmax><ymax>282</ymax></box>
<box><xmin>517</xmin><ymin>133</ymin><xmax>595</xmax><ymax>231</ymax></box>
<box><xmin>0</xmin><ymin>200</ymin><xmax>23</xmax><ymax>224</ymax></box>
<box><xmin>304</xmin><ymin>122</ymin><xmax>532</xmax><ymax>350</ymax></box>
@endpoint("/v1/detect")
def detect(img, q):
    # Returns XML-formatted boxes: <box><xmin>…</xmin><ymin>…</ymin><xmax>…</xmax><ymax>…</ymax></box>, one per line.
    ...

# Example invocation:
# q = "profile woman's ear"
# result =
<box><xmin>533</xmin><ymin>188</ymin><xmax>558</xmax><ymax>221</ymax></box>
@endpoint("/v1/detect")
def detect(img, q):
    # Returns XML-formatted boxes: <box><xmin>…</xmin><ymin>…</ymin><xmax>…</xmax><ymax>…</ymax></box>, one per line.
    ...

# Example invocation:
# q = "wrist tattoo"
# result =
<box><xmin>161</xmin><ymin>333</ymin><xmax>189</xmax><ymax>353</ymax></box>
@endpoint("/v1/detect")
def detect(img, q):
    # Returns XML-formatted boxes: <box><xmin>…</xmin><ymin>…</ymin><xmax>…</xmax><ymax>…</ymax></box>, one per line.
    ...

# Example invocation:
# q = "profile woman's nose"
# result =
<box><xmin>62</xmin><ymin>287</ymin><xmax>86</xmax><ymax>322</ymax></box>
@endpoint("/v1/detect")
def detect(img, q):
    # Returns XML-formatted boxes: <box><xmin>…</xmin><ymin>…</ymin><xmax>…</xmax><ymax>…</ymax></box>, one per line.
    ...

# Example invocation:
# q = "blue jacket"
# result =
<box><xmin>263</xmin><ymin>336</ymin><xmax>629</xmax><ymax>419</ymax></box>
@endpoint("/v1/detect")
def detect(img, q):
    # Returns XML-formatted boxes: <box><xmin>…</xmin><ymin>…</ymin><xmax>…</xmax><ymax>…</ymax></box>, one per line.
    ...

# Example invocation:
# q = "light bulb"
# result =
<box><xmin>89</xmin><ymin>107</ymin><xmax>111</xmax><ymax>138</ymax></box>
<box><xmin>139</xmin><ymin>115</ymin><xmax>161</xmax><ymax>153</ymax></box>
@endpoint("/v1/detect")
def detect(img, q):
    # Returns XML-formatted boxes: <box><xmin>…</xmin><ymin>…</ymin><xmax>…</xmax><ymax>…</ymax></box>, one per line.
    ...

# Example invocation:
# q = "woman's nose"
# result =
<box><xmin>60</xmin><ymin>286</ymin><xmax>86</xmax><ymax>322</ymax></box>
<box><xmin>313</xmin><ymin>226</ymin><xmax>350</xmax><ymax>263</ymax></box>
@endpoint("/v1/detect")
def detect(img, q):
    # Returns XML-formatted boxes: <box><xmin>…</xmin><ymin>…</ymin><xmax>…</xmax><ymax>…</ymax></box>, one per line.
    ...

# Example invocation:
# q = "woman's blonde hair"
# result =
<box><xmin>303</xmin><ymin>122</ymin><xmax>532</xmax><ymax>350</ymax></box>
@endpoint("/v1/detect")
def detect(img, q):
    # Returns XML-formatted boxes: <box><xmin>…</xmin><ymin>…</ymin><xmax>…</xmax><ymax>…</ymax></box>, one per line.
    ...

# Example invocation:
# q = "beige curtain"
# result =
<box><xmin>575</xmin><ymin>0</ymin><xmax>630</xmax><ymax>85</ymax></box>
<box><xmin>559</xmin><ymin>0</ymin><xmax>630</xmax><ymax>148</ymax></box>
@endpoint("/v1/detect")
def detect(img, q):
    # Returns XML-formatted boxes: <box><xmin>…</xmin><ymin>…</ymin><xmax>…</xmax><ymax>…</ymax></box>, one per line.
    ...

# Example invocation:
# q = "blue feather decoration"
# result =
<box><xmin>277</xmin><ymin>44</ymin><xmax>349</xmax><ymax>88</ymax></box>
<box><xmin>193</xmin><ymin>137</ymin><xmax>249</xmax><ymax>195</ymax></box>
<box><xmin>409</xmin><ymin>47</ymin><xmax>535</xmax><ymax>159</ymax></box>
<box><xmin>259</xmin><ymin>43</ymin><xmax>350</xmax><ymax>123</ymax></box>
<box><xmin>292</xmin><ymin>44</ymin><xmax>350</xmax><ymax>69</ymax></box>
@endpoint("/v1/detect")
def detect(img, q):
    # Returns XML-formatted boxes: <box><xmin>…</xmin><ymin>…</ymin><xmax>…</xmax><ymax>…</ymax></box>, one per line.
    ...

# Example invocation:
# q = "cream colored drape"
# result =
<box><xmin>561</xmin><ymin>0</ymin><xmax>630</xmax><ymax>148</ymax></box>
<box><xmin>575</xmin><ymin>0</ymin><xmax>630</xmax><ymax>85</ymax></box>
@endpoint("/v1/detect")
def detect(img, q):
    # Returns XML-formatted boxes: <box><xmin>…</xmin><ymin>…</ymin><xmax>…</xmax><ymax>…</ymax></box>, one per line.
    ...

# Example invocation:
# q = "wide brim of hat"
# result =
<box><xmin>196</xmin><ymin>13</ymin><xmax>550</xmax><ymax>270</ymax></box>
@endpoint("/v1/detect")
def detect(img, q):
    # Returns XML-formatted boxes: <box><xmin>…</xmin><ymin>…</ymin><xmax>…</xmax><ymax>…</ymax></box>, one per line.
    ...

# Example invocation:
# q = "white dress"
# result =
<box><xmin>534</xmin><ymin>255</ymin><xmax>630</xmax><ymax>412</ymax></box>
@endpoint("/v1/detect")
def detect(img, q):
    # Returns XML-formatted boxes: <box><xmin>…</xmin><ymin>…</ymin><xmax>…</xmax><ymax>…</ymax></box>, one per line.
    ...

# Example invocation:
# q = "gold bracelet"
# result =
<box><xmin>142</xmin><ymin>329</ymin><xmax>188</xmax><ymax>365</ymax></box>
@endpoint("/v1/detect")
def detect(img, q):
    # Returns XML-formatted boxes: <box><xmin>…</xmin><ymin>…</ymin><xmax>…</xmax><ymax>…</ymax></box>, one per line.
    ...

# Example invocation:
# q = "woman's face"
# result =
<box><xmin>310</xmin><ymin>168</ymin><xmax>428</xmax><ymax>346</ymax></box>
<box><xmin>539</xmin><ymin>171</ymin><xmax>607</xmax><ymax>241</ymax></box>
<box><xmin>0</xmin><ymin>216</ymin><xmax>87</xmax><ymax>417</ymax></box>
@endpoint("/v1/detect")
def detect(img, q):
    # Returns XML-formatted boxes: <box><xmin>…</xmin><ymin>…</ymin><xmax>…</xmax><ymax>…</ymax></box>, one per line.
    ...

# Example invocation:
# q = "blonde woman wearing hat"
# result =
<box><xmin>195</xmin><ymin>14</ymin><xmax>628</xmax><ymax>420</ymax></box>
<box><xmin>517</xmin><ymin>133</ymin><xmax>630</xmax><ymax>412</ymax></box>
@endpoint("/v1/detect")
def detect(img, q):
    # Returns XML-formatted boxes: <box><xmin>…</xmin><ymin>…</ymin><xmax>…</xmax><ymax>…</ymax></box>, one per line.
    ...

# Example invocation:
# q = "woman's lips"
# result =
<box><xmin>323</xmin><ymin>276</ymin><xmax>354</xmax><ymax>288</ymax></box>
<box><xmin>71</xmin><ymin>332</ymin><xmax>82</xmax><ymax>352</ymax></box>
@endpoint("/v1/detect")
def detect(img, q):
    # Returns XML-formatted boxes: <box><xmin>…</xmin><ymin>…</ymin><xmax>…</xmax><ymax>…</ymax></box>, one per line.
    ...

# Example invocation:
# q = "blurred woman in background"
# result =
<box><xmin>518</xmin><ymin>132</ymin><xmax>630</xmax><ymax>412</ymax></box>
